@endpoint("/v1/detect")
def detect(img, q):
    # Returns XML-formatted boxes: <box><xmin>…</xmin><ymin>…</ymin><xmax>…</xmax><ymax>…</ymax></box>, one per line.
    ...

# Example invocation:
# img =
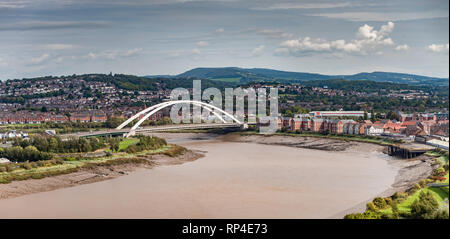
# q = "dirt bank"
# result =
<box><xmin>0</xmin><ymin>150</ymin><xmax>203</xmax><ymax>200</ymax></box>
<box><xmin>222</xmin><ymin>134</ymin><xmax>362</xmax><ymax>151</ymax></box>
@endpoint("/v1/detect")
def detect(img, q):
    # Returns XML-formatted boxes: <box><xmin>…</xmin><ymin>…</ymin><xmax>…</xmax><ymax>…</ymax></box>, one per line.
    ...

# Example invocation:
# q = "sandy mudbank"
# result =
<box><xmin>223</xmin><ymin>134</ymin><xmax>361</xmax><ymax>151</ymax></box>
<box><xmin>0</xmin><ymin>150</ymin><xmax>203</xmax><ymax>200</ymax></box>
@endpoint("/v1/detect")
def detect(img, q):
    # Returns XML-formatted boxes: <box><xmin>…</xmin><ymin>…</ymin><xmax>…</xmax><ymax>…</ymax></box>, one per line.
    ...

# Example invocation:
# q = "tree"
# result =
<box><xmin>363</xmin><ymin>111</ymin><xmax>368</xmax><ymax>120</ymax></box>
<box><xmin>41</xmin><ymin>106</ymin><xmax>48</xmax><ymax>112</ymax></box>
<box><xmin>370</xmin><ymin>110</ymin><xmax>375</xmax><ymax>122</ymax></box>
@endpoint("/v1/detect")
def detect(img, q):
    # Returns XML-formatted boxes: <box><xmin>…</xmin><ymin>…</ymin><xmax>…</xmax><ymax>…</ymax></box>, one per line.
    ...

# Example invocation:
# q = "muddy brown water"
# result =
<box><xmin>0</xmin><ymin>136</ymin><xmax>400</xmax><ymax>218</ymax></box>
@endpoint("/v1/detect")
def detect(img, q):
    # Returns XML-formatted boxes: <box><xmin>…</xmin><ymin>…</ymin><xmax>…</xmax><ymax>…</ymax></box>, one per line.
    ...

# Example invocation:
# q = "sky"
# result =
<box><xmin>0</xmin><ymin>0</ymin><xmax>448</xmax><ymax>80</ymax></box>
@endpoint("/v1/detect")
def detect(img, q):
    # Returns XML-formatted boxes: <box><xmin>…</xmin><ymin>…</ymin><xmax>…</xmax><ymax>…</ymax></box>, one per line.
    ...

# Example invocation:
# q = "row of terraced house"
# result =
<box><xmin>0</xmin><ymin>111</ymin><xmax>108</xmax><ymax>124</ymax></box>
<box><xmin>275</xmin><ymin>113</ymin><xmax>449</xmax><ymax>137</ymax></box>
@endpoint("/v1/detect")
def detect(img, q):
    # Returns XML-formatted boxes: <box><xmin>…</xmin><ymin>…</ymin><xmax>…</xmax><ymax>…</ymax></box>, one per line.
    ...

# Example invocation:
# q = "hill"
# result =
<box><xmin>153</xmin><ymin>67</ymin><xmax>449</xmax><ymax>86</ymax></box>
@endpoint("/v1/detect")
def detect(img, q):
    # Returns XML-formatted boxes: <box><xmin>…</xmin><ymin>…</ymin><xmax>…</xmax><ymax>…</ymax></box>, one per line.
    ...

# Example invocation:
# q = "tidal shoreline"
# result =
<box><xmin>0</xmin><ymin>132</ymin><xmax>437</xmax><ymax>218</ymax></box>
<box><xmin>217</xmin><ymin>133</ymin><xmax>436</xmax><ymax>217</ymax></box>
<box><xmin>0</xmin><ymin>149</ymin><xmax>203</xmax><ymax>200</ymax></box>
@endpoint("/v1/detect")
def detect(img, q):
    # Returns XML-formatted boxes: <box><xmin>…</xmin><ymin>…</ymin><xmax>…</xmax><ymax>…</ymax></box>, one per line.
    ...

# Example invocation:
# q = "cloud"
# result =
<box><xmin>196</xmin><ymin>41</ymin><xmax>209</xmax><ymax>47</ymax></box>
<box><xmin>395</xmin><ymin>44</ymin><xmax>409</xmax><ymax>51</ymax></box>
<box><xmin>308</xmin><ymin>11</ymin><xmax>449</xmax><ymax>22</ymax></box>
<box><xmin>192</xmin><ymin>48</ymin><xmax>201</xmax><ymax>55</ymax></box>
<box><xmin>0</xmin><ymin>1</ymin><xmax>28</xmax><ymax>9</ymax></box>
<box><xmin>258</xmin><ymin>29</ymin><xmax>293</xmax><ymax>39</ymax></box>
<box><xmin>251</xmin><ymin>45</ymin><xmax>265</xmax><ymax>57</ymax></box>
<box><xmin>0</xmin><ymin>57</ymin><xmax>7</xmax><ymax>67</ymax></box>
<box><xmin>276</xmin><ymin>22</ymin><xmax>395</xmax><ymax>56</ymax></box>
<box><xmin>253</xmin><ymin>2</ymin><xmax>352</xmax><ymax>10</ymax></box>
<box><xmin>43</xmin><ymin>44</ymin><xmax>76</xmax><ymax>50</ymax></box>
<box><xmin>427</xmin><ymin>43</ymin><xmax>449</xmax><ymax>53</ymax></box>
<box><xmin>0</xmin><ymin>21</ymin><xmax>110</xmax><ymax>31</ymax></box>
<box><xmin>83</xmin><ymin>48</ymin><xmax>144</xmax><ymax>60</ymax></box>
<box><xmin>30</xmin><ymin>53</ymin><xmax>50</xmax><ymax>64</ymax></box>
<box><xmin>122</xmin><ymin>48</ymin><xmax>144</xmax><ymax>57</ymax></box>
<box><xmin>215</xmin><ymin>28</ymin><xmax>225</xmax><ymax>33</ymax></box>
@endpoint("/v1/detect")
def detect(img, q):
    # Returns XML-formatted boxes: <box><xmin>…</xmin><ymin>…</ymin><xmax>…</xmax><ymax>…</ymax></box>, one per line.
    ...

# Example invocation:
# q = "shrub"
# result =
<box><xmin>0</xmin><ymin>166</ymin><xmax>6</xmax><ymax>172</ymax></box>
<box><xmin>366</xmin><ymin>202</ymin><xmax>378</xmax><ymax>212</ymax></box>
<box><xmin>373</xmin><ymin>197</ymin><xmax>387</xmax><ymax>209</ymax></box>
<box><xmin>392</xmin><ymin>192</ymin><xmax>408</xmax><ymax>200</ymax></box>
<box><xmin>433</xmin><ymin>167</ymin><xmax>445</xmax><ymax>176</ymax></box>
<box><xmin>163</xmin><ymin>145</ymin><xmax>186</xmax><ymax>157</ymax></box>
<box><xmin>22</xmin><ymin>163</ymin><xmax>33</xmax><ymax>170</ymax></box>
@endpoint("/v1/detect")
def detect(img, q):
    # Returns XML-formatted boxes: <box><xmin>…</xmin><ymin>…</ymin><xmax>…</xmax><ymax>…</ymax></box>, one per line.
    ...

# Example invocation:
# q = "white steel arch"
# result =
<box><xmin>116</xmin><ymin>100</ymin><xmax>243</xmax><ymax>130</ymax></box>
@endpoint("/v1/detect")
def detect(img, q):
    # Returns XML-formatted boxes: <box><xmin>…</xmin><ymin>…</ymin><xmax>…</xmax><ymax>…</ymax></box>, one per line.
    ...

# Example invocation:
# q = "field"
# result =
<box><xmin>118</xmin><ymin>138</ymin><xmax>139</xmax><ymax>151</ymax></box>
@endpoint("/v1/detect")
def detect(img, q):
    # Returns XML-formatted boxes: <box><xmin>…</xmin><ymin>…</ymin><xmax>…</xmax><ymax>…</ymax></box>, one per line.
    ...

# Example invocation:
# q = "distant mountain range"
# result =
<box><xmin>145</xmin><ymin>67</ymin><xmax>449</xmax><ymax>86</ymax></box>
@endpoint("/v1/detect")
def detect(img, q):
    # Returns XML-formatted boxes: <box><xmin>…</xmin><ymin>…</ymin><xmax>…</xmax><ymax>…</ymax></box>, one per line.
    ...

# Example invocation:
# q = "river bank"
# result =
<box><xmin>217</xmin><ymin>133</ymin><xmax>437</xmax><ymax>217</ymax></box>
<box><xmin>0</xmin><ymin>149</ymin><xmax>203</xmax><ymax>200</ymax></box>
<box><xmin>0</xmin><ymin>132</ymin><xmax>437</xmax><ymax>218</ymax></box>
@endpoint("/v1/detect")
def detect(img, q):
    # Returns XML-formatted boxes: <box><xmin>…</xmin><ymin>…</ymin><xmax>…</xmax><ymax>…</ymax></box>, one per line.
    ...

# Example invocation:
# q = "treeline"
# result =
<box><xmin>281</xmin><ymin>90</ymin><xmax>448</xmax><ymax>113</ymax></box>
<box><xmin>13</xmin><ymin>135</ymin><xmax>106</xmax><ymax>154</ymax></box>
<box><xmin>0</xmin><ymin>146</ymin><xmax>52</xmax><ymax>162</ymax></box>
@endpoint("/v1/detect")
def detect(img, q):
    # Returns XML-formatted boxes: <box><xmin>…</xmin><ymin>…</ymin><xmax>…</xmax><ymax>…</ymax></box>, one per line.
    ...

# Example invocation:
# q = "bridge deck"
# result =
<box><xmin>61</xmin><ymin>123</ymin><xmax>245</xmax><ymax>139</ymax></box>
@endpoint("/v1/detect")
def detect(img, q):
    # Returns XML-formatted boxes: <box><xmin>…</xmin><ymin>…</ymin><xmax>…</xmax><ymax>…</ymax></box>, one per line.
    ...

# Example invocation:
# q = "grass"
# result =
<box><xmin>118</xmin><ymin>138</ymin><xmax>139</xmax><ymax>151</ymax></box>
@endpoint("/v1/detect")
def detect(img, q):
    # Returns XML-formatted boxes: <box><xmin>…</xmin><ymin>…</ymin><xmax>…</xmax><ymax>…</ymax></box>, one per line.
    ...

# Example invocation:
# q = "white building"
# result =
<box><xmin>365</xmin><ymin>125</ymin><xmax>384</xmax><ymax>136</ymax></box>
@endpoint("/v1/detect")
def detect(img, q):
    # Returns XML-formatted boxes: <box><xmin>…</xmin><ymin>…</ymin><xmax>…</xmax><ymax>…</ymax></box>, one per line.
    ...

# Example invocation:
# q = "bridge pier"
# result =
<box><xmin>126</xmin><ymin>130</ymin><xmax>136</xmax><ymax>138</ymax></box>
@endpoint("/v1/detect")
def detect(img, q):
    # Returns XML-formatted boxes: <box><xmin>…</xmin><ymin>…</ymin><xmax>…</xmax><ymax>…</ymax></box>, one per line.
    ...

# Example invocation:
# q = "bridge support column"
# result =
<box><xmin>126</xmin><ymin>130</ymin><xmax>136</xmax><ymax>138</ymax></box>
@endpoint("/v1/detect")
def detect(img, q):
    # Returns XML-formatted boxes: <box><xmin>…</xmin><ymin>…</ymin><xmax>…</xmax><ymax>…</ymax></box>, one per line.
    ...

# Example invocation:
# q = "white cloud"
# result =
<box><xmin>31</xmin><ymin>53</ymin><xmax>50</xmax><ymax>64</ymax></box>
<box><xmin>0</xmin><ymin>1</ymin><xmax>28</xmax><ymax>9</ymax></box>
<box><xmin>0</xmin><ymin>57</ymin><xmax>7</xmax><ymax>67</ymax></box>
<box><xmin>253</xmin><ymin>2</ymin><xmax>351</xmax><ymax>10</ymax></box>
<box><xmin>196</xmin><ymin>41</ymin><xmax>209</xmax><ymax>47</ymax></box>
<box><xmin>251</xmin><ymin>45</ymin><xmax>265</xmax><ymax>57</ymax></box>
<box><xmin>258</xmin><ymin>29</ymin><xmax>293</xmax><ymax>39</ymax></box>
<box><xmin>83</xmin><ymin>48</ymin><xmax>143</xmax><ymax>60</ymax></box>
<box><xmin>192</xmin><ymin>48</ymin><xmax>201</xmax><ymax>55</ymax></box>
<box><xmin>215</xmin><ymin>28</ymin><xmax>225</xmax><ymax>33</ymax></box>
<box><xmin>308</xmin><ymin>11</ymin><xmax>449</xmax><ymax>22</ymax></box>
<box><xmin>276</xmin><ymin>22</ymin><xmax>396</xmax><ymax>56</ymax></box>
<box><xmin>43</xmin><ymin>44</ymin><xmax>75</xmax><ymax>50</ymax></box>
<box><xmin>395</xmin><ymin>44</ymin><xmax>409</xmax><ymax>51</ymax></box>
<box><xmin>122</xmin><ymin>48</ymin><xmax>143</xmax><ymax>57</ymax></box>
<box><xmin>427</xmin><ymin>43</ymin><xmax>449</xmax><ymax>53</ymax></box>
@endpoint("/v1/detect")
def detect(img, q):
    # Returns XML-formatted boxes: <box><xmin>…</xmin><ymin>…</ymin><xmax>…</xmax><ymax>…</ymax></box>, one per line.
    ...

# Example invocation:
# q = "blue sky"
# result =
<box><xmin>0</xmin><ymin>0</ymin><xmax>448</xmax><ymax>80</ymax></box>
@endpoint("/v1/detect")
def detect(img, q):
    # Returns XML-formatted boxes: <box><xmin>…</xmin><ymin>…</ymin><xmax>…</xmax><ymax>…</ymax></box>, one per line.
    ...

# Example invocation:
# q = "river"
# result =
<box><xmin>0</xmin><ymin>134</ymin><xmax>400</xmax><ymax>218</ymax></box>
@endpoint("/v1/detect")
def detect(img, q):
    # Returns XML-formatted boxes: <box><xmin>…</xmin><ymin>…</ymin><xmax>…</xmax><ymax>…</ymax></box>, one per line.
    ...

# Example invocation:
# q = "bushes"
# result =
<box><xmin>410</xmin><ymin>191</ymin><xmax>440</xmax><ymax>219</ymax></box>
<box><xmin>373</xmin><ymin>197</ymin><xmax>387</xmax><ymax>209</ymax></box>
<box><xmin>0</xmin><ymin>145</ymin><xmax>53</xmax><ymax>162</ymax></box>
<box><xmin>125</xmin><ymin>136</ymin><xmax>167</xmax><ymax>153</ymax></box>
<box><xmin>163</xmin><ymin>145</ymin><xmax>186</xmax><ymax>157</ymax></box>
